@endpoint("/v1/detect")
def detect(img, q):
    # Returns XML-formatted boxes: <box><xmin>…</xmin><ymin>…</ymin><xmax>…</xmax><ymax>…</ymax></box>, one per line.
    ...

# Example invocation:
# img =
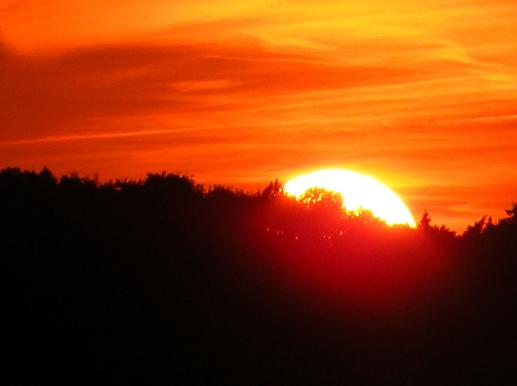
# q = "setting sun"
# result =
<box><xmin>284</xmin><ymin>169</ymin><xmax>416</xmax><ymax>227</ymax></box>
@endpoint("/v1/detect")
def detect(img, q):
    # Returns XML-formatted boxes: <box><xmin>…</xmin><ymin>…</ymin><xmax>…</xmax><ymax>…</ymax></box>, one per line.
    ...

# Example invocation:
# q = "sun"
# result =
<box><xmin>284</xmin><ymin>169</ymin><xmax>416</xmax><ymax>227</ymax></box>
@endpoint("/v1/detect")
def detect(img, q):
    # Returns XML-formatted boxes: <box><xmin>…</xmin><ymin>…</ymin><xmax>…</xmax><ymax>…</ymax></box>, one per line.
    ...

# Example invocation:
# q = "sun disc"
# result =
<box><xmin>284</xmin><ymin>169</ymin><xmax>416</xmax><ymax>227</ymax></box>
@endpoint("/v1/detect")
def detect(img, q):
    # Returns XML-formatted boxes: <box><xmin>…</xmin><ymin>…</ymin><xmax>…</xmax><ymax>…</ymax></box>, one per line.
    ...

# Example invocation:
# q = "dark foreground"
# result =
<box><xmin>3</xmin><ymin>168</ymin><xmax>517</xmax><ymax>385</ymax></box>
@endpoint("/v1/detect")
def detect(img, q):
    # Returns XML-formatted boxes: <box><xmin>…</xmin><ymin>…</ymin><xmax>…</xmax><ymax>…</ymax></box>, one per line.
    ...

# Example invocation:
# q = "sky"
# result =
<box><xmin>1</xmin><ymin>0</ymin><xmax>517</xmax><ymax>231</ymax></box>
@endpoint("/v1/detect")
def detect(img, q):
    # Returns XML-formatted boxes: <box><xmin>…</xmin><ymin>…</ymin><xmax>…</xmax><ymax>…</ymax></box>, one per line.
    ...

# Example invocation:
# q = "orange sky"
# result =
<box><xmin>1</xmin><ymin>0</ymin><xmax>517</xmax><ymax>231</ymax></box>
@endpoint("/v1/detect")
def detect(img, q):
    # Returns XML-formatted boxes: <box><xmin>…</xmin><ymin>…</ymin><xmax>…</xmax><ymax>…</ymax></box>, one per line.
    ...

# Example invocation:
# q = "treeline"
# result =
<box><xmin>2</xmin><ymin>167</ymin><xmax>517</xmax><ymax>385</ymax></box>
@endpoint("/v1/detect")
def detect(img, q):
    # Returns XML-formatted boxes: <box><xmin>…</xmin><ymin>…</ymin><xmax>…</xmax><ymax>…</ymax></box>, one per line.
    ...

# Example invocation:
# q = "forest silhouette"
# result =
<box><xmin>3</xmin><ymin>167</ymin><xmax>517</xmax><ymax>385</ymax></box>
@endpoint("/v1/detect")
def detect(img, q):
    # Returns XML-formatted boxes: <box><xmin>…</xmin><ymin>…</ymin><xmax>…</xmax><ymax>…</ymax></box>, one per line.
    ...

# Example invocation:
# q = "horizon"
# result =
<box><xmin>2</xmin><ymin>165</ymin><xmax>513</xmax><ymax>233</ymax></box>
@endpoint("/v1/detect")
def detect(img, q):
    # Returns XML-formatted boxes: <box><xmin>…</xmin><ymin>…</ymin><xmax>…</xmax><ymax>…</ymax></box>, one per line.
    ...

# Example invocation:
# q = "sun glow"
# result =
<box><xmin>284</xmin><ymin>169</ymin><xmax>416</xmax><ymax>227</ymax></box>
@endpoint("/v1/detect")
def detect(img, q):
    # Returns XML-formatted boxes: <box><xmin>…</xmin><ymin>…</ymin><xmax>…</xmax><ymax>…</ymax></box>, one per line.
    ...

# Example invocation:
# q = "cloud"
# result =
<box><xmin>0</xmin><ymin>40</ymin><xmax>421</xmax><ymax>142</ymax></box>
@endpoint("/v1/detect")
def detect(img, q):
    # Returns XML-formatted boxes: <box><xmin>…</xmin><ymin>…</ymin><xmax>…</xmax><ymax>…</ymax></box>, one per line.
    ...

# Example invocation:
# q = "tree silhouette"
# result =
<box><xmin>299</xmin><ymin>187</ymin><xmax>343</xmax><ymax>209</ymax></box>
<box><xmin>261</xmin><ymin>178</ymin><xmax>283</xmax><ymax>200</ymax></box>
<box><xmin>419</xmin><ymin>210</ymin><xmax>432</xmax><ymax>230</ymax></box>
<box><xmin>2</xmin><ymin>167</ymin><xmax>517</xmax><ymax>386</ymax></box>
<box><xmin>501</xmin><ymin>202</ymin><xmax>517</xmax><ymax>225</ymax></box>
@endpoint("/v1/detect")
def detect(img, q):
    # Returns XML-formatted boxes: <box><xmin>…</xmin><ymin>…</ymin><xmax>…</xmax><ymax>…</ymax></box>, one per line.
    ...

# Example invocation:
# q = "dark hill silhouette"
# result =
<box><xmin>2</xmin><ymin>167</ymin><xmax>517</xmax><ymax>385</ymax></box>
